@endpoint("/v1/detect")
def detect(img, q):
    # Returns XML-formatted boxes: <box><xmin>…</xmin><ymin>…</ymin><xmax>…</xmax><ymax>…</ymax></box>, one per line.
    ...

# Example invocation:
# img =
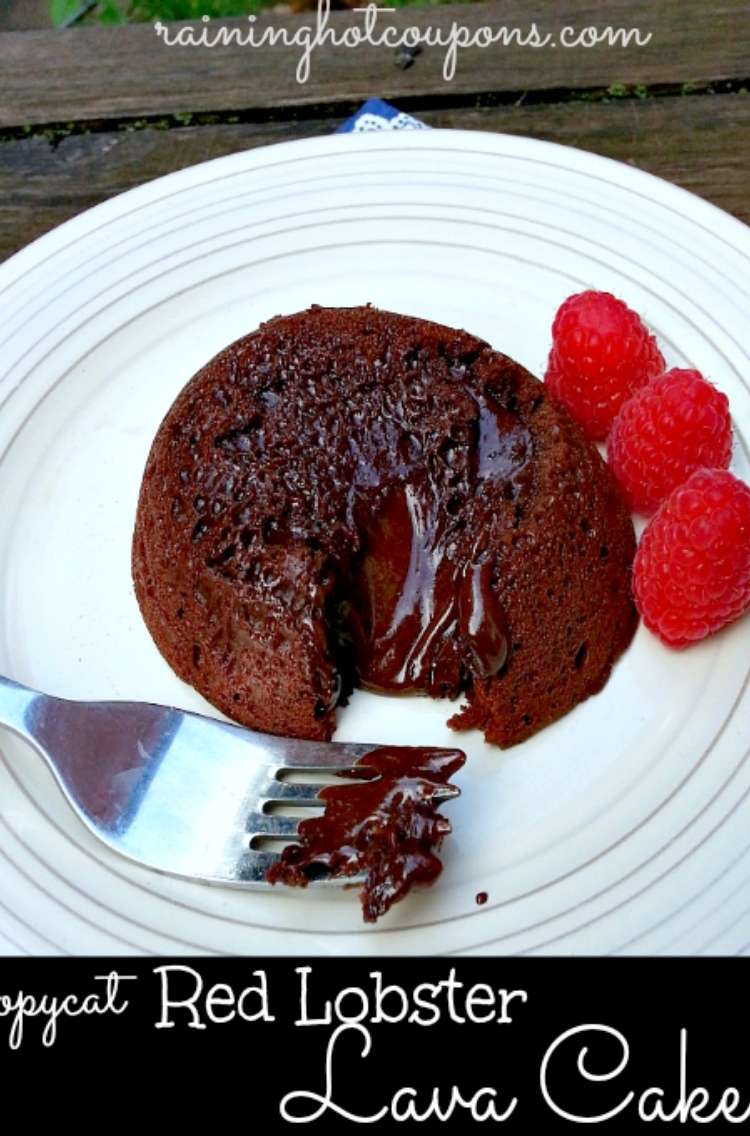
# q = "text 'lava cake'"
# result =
<box><xmin>133</xmin><ymin>306</ymin><xmax>637</xmax><ymax>747</ymax></box>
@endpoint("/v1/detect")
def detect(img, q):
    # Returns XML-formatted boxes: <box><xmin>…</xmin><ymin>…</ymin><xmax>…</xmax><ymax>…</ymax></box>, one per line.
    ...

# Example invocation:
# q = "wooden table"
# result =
<box><xmin>1</xmin><ymin>0</ymin><xmax>748</xmax><ymax>265</ymax></box>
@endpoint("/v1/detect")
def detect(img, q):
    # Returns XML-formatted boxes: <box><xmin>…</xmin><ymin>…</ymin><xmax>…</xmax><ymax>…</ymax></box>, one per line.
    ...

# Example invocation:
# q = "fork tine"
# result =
<box><xmin>234</xmin><ymin>850</ymin><xmax>282</xmax><ymax>883</ymax></box>
<box><xmin>263</xmin><ymin>780</ymin><xmax>333</xmax><ymax>804</ymax></box>
<box><xmin>246</xmin><ymin>812</ymin><xmax>301</xmax><ymax>837</ymax></box>
<box><xmin>266</xmin><ymin>776</ymin><xmax>461</xmax><ymax>804</ymax></box>
<box><xmin>431</xmin><ymin>784</ymin><xmax>462</xmax><ymax>802</ymax></box>
<box><xmin>269</xmin><ymin>738</ymin><xmax>373</xmax><ymax>771</ymax></box>
<box><xmin>236</xmin><ymin>850</ymin><xmax>367</xmax><ymax>888</ymax></box>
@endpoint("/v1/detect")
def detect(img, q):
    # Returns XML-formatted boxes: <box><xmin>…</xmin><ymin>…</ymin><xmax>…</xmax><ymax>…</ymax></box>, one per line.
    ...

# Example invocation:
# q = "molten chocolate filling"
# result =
<box><xmin>345</xmin><ymin>391</ymin><xmax>532</xmax><ymax>699</ymax></box>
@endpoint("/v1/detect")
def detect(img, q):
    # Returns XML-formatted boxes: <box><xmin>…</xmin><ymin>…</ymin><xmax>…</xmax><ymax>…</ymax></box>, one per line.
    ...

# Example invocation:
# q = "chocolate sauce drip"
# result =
<box><xmin>349</xmin><ymin>484</ymin><xmax>509</xmax><ymax>697</ymax></box>
<box><xmin>266</xmin><ymin>744</ymin><xmax>465</xmax><ymax>922</ymax></box>
<box><xmin>473</xmin><ymin>391</ymin><xmax>531</xmax><ymax>488</ymax></box>
<box><xmin>346</xmin><ymin>388</ymin><xmax>531</xmax><ymax>698</ymax></box>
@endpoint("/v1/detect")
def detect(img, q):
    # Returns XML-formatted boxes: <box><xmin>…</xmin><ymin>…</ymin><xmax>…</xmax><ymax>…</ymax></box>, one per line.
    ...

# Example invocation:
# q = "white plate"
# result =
<box><xmin>1</xmin><ymin>130</ymin><xmax>749</xmax><ymax>956</ymax></box>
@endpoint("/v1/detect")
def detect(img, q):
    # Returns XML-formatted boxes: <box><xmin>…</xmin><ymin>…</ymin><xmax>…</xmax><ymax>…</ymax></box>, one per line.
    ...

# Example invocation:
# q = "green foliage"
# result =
<box><xmin>50</xmin><ymin>0</ymin><xmax>445</xmax><ymax>23</ymax></box>
<box><xmin>51</xmin><ymin>1</ymin><xmax>275</xmax><ymax>22</ymax></box>
<box><xmin>99</xmin><ymin>1</ymin><xmax>126</xmax><ymax>22</ymax></box>
<box><xmin>50</xmin><ymin>0</ymin><xmax>86</xmax><ymax>24</ymax></box>
<box><xmin>605</xmin><ymin>82</ymin><xmax>650</xmax><ymax>101</ymax></box>
<box><xmin>128</xmin><ymin>1</ymin><xmax>262</xmax><ymax>16</ymax></box>
<box><xmin>606</xmin><ymin>82</ymin><xmax>629</xmax><ymax>99</ymax></box>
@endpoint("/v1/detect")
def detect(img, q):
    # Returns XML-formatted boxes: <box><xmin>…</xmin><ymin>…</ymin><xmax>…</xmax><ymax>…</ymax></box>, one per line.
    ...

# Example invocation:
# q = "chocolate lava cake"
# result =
<box><xmin>132</xmin><ymin>305</ymin><xmax>637</xmax><ymax>747</ymax></box>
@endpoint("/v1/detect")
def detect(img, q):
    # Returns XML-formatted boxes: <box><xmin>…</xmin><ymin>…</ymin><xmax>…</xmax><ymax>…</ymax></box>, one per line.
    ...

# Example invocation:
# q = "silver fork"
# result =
<box><xmin>0</xmin><ymin>675</ymin><xmax>462</xmax><ymax>887</ymax></box>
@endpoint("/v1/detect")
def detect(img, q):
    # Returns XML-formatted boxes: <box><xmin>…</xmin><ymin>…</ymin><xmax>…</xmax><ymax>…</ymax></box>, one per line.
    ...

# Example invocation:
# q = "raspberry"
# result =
<box><xmin>608</xmin><ymin>369</ymin><xmax>732</xmax><ymax>514</ymax></box>
<box><xmin>633</xmin><ymin>469</ymin><xmax>750</xmax><ymax>648</ymax></box>
<box><xmin>545</xmin><ymin>290</ymin><xmax>665</xmax><ymax>440</ymax></box>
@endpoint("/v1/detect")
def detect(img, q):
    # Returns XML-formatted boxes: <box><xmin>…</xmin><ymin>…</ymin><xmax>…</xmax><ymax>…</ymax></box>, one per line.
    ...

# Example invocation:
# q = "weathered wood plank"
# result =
<box><xmin>1</xmin><ymin>0</ymin><xmax>748</xmax><ymax>128</ymax></box>
<box><xmin>0</xmin><ymin>0</ymin><xmax>49</xmax><ymax>32</ymax></box>
<box><xmin>1</xmin><ymin>94</ymin><xmax>747</xmax><ymax>265</ymax></box>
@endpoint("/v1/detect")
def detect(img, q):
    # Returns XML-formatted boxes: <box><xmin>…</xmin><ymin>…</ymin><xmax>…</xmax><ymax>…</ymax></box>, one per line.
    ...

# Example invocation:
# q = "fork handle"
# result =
<box><xmin>0</xmin><ymin>675</ymin><xmax>41</xmax><ymax>740</ymax></box>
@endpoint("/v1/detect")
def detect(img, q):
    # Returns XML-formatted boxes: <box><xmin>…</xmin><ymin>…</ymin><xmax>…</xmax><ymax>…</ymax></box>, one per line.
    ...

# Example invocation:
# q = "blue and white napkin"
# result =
<box><xmin>337</xmin><ymin>98</ymin><xmax>427</xmax><ymax>133</ymax></box>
